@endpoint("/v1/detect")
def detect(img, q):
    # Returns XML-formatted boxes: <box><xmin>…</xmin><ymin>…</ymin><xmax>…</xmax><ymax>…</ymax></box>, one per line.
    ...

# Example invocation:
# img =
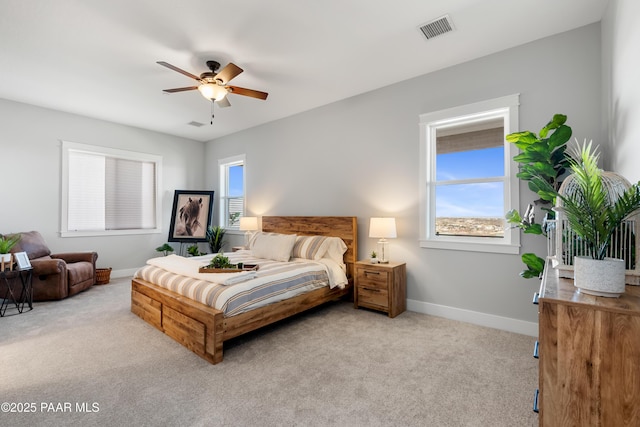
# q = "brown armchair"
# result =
<box><xmin>4</xmin><ymin>231</ymin><xmax>98</xmax><ymax>301</ymax></box>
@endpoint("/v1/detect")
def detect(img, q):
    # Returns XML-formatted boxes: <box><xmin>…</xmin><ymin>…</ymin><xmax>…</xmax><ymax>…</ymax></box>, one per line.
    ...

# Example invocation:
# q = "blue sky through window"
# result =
<box><xmin>436</xmin><ymin>147</ymin><xmax>504</xmax><ymax>218</ymax></box>
<box><xmin>229</xmin><ymin>165</ymin><xmax>243</xmax><ymax>197</ymax></box>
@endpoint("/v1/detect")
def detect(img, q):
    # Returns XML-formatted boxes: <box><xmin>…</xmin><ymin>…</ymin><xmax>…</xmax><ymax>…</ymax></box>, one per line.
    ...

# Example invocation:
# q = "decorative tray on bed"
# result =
<box><xmin>198</xmin><ymin>264</ymin><xmax>259</xmax><ymax>274</ymax></box>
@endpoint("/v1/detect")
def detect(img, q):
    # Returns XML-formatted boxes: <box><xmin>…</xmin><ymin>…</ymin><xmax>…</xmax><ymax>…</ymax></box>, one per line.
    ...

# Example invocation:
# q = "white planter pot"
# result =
<box><xmin>0</xmin><ymin>253</ymin><xmax>11</xmax><ymax>263</ymax></box>
<box><xmin>574</xmin><ymin>256</ymin><xmax>626</xmax><ymax>297</ymax></box>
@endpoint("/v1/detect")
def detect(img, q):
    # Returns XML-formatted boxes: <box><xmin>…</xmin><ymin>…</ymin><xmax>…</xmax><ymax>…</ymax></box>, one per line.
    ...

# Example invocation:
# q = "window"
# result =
<box><xmin>61</xmin><ymin>141</ymin><xmax>162</xmax><ymax>237</ymax></box>
<box><xmin>218</xmin><ymin>155</ymin><xmax>245</xmax><ymax>229</ymax></box>
<box><xmin>419</xmin><ymin>94</ymin><xmax>520</xmax><ymax>253</ymax></box>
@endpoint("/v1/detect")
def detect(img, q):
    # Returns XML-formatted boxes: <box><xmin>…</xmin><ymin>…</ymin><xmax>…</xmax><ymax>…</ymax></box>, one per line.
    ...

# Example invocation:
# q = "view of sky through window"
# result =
<box><xmin>229</xmin><ymin>165</ymin><xmax>243</xmax><ymax>197</ymax></box>
<box><xmin>436</xmin><ymin>146</ymin><xmax>504</xmax><ymax>218</ymax></box>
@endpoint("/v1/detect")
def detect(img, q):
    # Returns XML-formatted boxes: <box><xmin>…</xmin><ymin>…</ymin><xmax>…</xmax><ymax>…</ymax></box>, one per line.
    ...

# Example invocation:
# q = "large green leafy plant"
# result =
<box><xmin>533</xmin><ymin>140</ymin><xmax>640</xmax><ymax>261</ymax></box>
<box><xmin>505</xmin><ymin>114</ymin><xmax>572</xmax><ymax>278</ymax></box>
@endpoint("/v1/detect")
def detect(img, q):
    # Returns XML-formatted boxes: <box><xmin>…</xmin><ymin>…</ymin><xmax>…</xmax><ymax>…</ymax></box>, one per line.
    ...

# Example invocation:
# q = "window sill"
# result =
<box><xmin>60</xmin><ymin>229</ymin><xmax>162</xmax><ymax>238</ymax></box>
<box><xmin>420</xmin><ymin>238</ymin><xmax>520</xmax><ymax>254</ymax></box>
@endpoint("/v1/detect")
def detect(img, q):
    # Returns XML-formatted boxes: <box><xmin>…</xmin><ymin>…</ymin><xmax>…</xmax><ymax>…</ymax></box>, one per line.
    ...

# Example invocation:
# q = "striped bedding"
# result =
<box><xmin>134</xmin><ymin>251</ymin><xmax>339</xmax><ymax>317</ymax></box>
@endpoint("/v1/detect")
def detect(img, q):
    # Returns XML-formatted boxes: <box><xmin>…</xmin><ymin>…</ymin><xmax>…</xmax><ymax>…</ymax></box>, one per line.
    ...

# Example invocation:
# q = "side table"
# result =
<box><xmin>0</xmin><ymin>268</ymin><xmax>33</xmax><ymax>316</ymax></box>
<box><xmin>354</xmin><ymin>260</ymin><xmax>406</xmax><ymax>317</ymax></box>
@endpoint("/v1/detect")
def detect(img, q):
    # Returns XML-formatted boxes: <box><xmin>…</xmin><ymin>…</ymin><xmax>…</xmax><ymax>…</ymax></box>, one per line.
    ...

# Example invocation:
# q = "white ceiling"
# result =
<box><xmin>0</xmin><ymin>0</ymin><xmax>609</xmax><ymax>142</ymax></box>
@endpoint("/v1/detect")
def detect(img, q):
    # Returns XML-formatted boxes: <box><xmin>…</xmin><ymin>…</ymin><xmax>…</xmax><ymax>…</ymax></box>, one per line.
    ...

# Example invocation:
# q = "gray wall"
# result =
<box><xmin>602</xmin><ymin>0</ymin><xmax>640</xmax><ymax>181</ymax></box>
<box><xmin>0</xmin><ymin>99</ymin><xmax>206</xmax><ymax>274</ymax></box>
<box><xmin>206</xmin><ymin>24</ymin><xmax>602</xmax><ymax>329</ymax></box>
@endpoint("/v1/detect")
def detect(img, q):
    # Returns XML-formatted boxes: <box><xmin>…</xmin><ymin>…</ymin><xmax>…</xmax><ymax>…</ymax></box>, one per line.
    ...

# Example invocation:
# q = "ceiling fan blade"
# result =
<box><xmin>215</xmin><ymin>63</ymin><xmax>243</xmax><ymax>85</ymax></box>
<box><xmin>216</xmin><ymin>97</ymin><xmax>231</xmax><ymax>108</ymax></box>
<box><xmin>157</xmin><ymin>61</ymin><xmax>201</xmax><ymax>81</ymax></box>
<box><xmin>162</xmin><ymin>86</ymin><xmax>198</xmax><ymax>93</ymax></box>
<box><xmin>227</xmin><ymin>86</ymin><xmax>268</xmax><ymax>100</ymax></box>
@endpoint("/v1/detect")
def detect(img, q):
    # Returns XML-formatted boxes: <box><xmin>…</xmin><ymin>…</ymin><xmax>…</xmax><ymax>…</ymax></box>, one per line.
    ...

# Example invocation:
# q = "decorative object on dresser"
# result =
<box><xmin>354</xmin><ymin>260</ymin><xmax>406</xmax><ymax>317</ymax></box>
<box><xmin>534</xmin><ymin>139</ymin><xmax>640</xmax><ymax>296</ymax></box>
<box><xmin>368</xmin><ymin>217</ymin><xmax>397</xmax><ymax>264</ymax></box>
<box><xmin>369</xmin><ymin>250</ymin><xmax>378</xmax><ymax>264</ymax></box>
<box><xmin>536</xmin><ymin>258</ymin><xmax>640</xmax><ymax>426</ymax></box>
<box><xmin>239</xmin><ymin>216</ymin><xmax>259</xmax><ymax>248</ymax></box>
<box><xmin>130</xmin><ymin>216</ymin><xmax>358</xmax><ymax>364</ymax></box>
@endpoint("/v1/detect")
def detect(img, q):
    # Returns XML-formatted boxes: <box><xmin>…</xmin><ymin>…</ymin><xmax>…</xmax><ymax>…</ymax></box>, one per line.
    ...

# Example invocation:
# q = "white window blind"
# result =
<box><xmin>62</xmin><ymin>141</ymin><xmax>162</xmax><ymax>237</ymax></box>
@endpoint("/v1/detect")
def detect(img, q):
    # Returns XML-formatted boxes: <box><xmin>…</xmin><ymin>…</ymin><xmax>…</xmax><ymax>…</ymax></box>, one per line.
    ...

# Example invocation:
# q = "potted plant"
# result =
<box><xmin>206</xmin><ymin>225</ymin><xmax>226</xmax><ymax>253</ymax></box>
<box><xmin>155</xmin><ymin>243</ymin><xmax>174</xmax><ymax>256</ymax></box>
<box><xmin>0</xmin><ymin>234</ymin><xmax>20</xmax><ymax>265</ymax></box>
<box><xmin>186</xmin><ymin>244</ymin><xmax>203</xmax><ymax>257</ymax></box>
<box><xmin>505</xmin><ymin>114</ymin><xmax>572</xmax><ymax>278</ymax></box>
<box><xmin>532</xmin><ymin>139</ymin><xmax>640</xmax><ymax>296</ymax></box>
<box><xmin>370</xmin><ymin>250</ymin><xmax>378</xmax><ymax>264</ymax></box>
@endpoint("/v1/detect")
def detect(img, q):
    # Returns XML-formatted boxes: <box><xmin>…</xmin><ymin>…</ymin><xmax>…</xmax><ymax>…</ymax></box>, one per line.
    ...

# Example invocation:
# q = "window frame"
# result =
<box><xmin>418</xmin><ymin>94</ymin><xmax>520</xmax><ymax>254</ymax></box>
<box><xmin>218</xmin><ymin>154</ymin><xmax>246</xmax><ymax>230</ymax></box>
<box><xmin>60</xmin><ymin>140</ymin><xmax>162</xmax><ymax>237</ymax></box>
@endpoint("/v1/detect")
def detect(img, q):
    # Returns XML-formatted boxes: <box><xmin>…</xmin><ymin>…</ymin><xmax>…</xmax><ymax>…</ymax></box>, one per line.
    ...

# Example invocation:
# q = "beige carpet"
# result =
<box><xmin>1</xmin><ymin>277</ymin><xmax>538</xmax><ymax>426</ymax></box>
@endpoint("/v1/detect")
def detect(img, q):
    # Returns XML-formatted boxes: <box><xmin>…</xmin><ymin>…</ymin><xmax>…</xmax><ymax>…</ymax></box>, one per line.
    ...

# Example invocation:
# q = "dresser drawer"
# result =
<box><xmin>356</xmin><ymin>268</ymin><xmax>389</xmax><ymax>289</ymax></box>
<box><xmin>357</xmin><ymin>286</ymin><xmax>388</xmax><ymax>309</ymax></box>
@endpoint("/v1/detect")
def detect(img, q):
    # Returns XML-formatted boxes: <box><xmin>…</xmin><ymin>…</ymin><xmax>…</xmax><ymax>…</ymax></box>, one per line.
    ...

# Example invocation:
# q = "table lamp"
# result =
<box><xmin>239</xmin><ymin>216</ymin><xmax>259</xmax><ymax>248</ymax></box>
<box><xmin>369</xmin><ymin>217</ymin><xmax>397</xmax><ymax>263</ymax></box>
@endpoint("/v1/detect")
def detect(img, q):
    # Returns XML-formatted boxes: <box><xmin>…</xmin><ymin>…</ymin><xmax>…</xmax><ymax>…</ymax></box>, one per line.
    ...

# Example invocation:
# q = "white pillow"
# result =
<box><xmin>318</xmin><ymin>237</ymin><xmax>348</xmax><ymax>264</ymax></box>
<box><xmin>251</xmin><ymin>233</ymin><xmax>297</xmax><ymax>262</ymax></box>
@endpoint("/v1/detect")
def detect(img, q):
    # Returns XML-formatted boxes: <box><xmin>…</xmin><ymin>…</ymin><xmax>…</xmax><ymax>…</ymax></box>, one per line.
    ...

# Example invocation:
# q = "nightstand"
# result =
<box><xmin>354</xmin><ymin>260</ymin><xmax>406</xmax><ymax>317</ymax></box>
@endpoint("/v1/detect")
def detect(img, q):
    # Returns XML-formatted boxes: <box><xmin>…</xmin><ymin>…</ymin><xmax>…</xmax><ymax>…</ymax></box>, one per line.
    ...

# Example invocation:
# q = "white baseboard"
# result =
<box><xmin>407</xmin><ymin>299</ymin><xmax>538</xmax><ymax>337</ymax></box>
<box><xmin>110</xmin><ymin>267</ymin><xmax>139</xmax><ymax>279</ymax></box>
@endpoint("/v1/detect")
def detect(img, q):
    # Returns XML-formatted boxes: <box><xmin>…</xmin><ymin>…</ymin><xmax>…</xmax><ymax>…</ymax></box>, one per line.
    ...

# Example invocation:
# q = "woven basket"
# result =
<box><xmin>96</xmin><ymin>267</ymin><xmax>112</xmax><ymax>285</ymax></box>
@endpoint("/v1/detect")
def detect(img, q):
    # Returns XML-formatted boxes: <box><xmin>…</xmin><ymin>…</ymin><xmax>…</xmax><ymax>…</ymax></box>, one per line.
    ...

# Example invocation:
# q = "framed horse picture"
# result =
<box><xmin>168</xmin><ymin>190</ymin><xmax>215</xmax><ymax>242</ymax></box>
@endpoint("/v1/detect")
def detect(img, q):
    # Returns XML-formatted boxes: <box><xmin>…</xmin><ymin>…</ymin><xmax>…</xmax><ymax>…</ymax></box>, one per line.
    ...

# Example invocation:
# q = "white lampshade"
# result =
<box><xmin>369</xmin><ymin>217</ymin><xmax>397</xmax><ymax>239</ymax></box>
<box><xmin>198</xmin><ymin>83</ymin><xmax>227</xmax><ymax>101</ymax></box>
<box><xmin>369</xmin><ymin>218</ymin><xmax>396</xmax><ymax>263</ymax></box>
<box><xmin>239</xmin><ymin>216</ymin><xmax>259</xmax><ymax>231</ymax></box>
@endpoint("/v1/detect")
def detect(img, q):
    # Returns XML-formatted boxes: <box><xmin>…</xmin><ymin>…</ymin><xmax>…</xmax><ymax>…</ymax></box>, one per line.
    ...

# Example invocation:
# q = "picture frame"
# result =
<box><xmin>168</xmin><ymin>190</ymin><xmax>215</xmax><ymax>242</ymax></box>
<box><xmin>14</xmin><ymin>251</ymin><xmax>32</xmax><ymax>270</ymax></box>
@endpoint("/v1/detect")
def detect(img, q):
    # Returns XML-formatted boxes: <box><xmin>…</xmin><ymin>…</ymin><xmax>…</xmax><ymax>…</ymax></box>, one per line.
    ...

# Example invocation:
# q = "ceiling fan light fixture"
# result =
<box><xmin>198</xmin><ymin>83</ymin><xmax>227</xmax><ymax>101</ymax></box>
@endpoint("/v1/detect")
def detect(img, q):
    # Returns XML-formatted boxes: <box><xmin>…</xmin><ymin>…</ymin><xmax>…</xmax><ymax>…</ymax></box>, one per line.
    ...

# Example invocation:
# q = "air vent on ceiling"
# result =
<box><xmin>419</xmin><ymin>15</ymin><xmax>454</xmax><ymax>40</ymax></box>
<box><xmin>188</xmin><ymin>121</ymin><xmax>205</xmax><ymax>127</ymax></box>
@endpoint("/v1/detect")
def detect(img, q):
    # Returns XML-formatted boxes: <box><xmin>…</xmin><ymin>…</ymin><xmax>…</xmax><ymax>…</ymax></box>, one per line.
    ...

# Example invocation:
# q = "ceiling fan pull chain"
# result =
<box><xmin>210</xmin><ymin>100</ymin><xmax>214</xmax><ymax>124</ymax></box>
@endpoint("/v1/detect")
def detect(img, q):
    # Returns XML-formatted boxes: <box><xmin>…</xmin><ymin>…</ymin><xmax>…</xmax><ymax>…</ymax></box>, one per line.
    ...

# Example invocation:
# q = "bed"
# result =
<box><xmin>131</xmin><ymin>216</ymin><xmax>358</xmax><ymax>364</ymax></box>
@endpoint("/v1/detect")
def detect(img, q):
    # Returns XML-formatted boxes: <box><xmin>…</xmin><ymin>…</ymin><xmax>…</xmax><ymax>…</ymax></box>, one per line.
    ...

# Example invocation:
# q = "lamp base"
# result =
<box><xmin>377</xmin><ymin>239</ymin><xmax>390</xmax><ymax>264</ymax></box>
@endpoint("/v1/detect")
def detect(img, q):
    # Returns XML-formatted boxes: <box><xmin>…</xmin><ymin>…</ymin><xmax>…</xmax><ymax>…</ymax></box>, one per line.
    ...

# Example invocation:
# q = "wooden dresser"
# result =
<box><xmin>537</xmin><ymin>262</ymin><xmax>640</xmax><ymax>426</ymax></box>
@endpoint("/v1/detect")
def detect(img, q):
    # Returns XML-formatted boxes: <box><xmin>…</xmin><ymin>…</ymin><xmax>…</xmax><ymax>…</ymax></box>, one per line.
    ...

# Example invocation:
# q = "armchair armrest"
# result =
<box><xmin>30</xmin><ymin>258</ymin><xmax>66</xmax><ymax>276</ymax></box>
<box><xmin>51</xmin><ymin>252</ymin><xmax>98</xmax><ymax>264</ymax></box>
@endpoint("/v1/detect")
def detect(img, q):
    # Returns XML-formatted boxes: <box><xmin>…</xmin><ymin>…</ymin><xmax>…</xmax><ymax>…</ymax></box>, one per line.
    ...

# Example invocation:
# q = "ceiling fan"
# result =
<box><xmin>157</xmin><ymin>60</ymin><xmax>268</xmax><ymax>108</ymax></box>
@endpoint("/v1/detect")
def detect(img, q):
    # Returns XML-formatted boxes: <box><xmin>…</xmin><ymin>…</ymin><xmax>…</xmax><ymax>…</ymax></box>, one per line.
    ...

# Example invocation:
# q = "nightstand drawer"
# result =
<box><xmin>356</xmin><ymin>268</ymin><xmax>389</xmax><ymax>289</ymax></box>
<box><xmin>358</xmin><ymin>286</ymin><xmax>388</xmax><ymax>308</ymax></box>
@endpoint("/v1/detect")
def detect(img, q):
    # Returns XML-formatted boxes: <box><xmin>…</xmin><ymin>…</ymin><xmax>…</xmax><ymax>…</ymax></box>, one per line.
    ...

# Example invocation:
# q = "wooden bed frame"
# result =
<box><xmin>131</xmin><ymin>216</ymin><xmax>358</xmax><ymax>364</ymax></box>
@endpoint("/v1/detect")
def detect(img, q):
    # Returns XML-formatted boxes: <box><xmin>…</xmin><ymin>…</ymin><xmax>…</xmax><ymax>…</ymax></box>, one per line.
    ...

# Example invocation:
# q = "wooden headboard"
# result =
<box><xmin>261</xmin><ymin>216</ymin><xmax>358</xmax><ymax>279</ymax></box>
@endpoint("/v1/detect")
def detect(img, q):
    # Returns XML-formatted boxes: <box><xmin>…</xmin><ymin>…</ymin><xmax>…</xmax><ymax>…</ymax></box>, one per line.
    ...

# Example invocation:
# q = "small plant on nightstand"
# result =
<box><xmin>370</xmin><ymin>250</ymin><xmax>378</xmax><ymax>264</ymax></box>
